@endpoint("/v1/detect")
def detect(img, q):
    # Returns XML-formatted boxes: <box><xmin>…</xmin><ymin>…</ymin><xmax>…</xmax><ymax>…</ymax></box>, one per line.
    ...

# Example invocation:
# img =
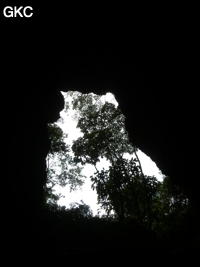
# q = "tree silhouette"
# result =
<box><xmin>71</xmin><ymin>94</ymin><xmax>156</xmax><ymax>223</ymax></box>
<box><xmin>91</xmin><ymin>157</ymin><xmax>160</xmax><ymax>223</ymax></box>
<box><xmin>45</xmin><ymin>123</ymin><xmax>85</xmax><ymax>205</ymax></box>
<box><xmin>45</xmin><ymin>92</ymin><xmax>190</xmax><ymax>240</ymax></box>
<box><xmin>71</xmin><ymin>92</ymin><xmax>190</xmax><ymax>231</ymax></box>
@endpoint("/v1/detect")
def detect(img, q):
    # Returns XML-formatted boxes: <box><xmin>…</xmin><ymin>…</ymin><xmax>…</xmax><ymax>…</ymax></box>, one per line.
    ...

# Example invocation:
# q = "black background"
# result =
<box><xmin>0</xmin><ymin>3</ymin><xmax>199</xmax><ymax>264</ymax></box>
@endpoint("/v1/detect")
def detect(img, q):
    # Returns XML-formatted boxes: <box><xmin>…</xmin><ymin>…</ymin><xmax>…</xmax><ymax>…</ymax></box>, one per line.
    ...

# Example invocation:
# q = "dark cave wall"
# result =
<box><xmin>1</xmin><ymin>8</ymin><xmax>199</xmax><ymax>261</ymax></box>
<box><xmin>4</xmin><ymin>90</ymin><xmax>64</xmax><ymax>211</ymax></box>
<box><xmin>1</xmin><ymin>21</ymin><xmax>198</xmax><ymax>249</ymax></box>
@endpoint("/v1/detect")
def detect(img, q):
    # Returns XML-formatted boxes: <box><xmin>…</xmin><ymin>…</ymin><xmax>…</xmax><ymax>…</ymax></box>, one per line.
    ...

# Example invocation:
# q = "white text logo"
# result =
<box><xmin>3</xmin><ymin>6</ymin><xmax>33</xmax><ymax>18</ymax></box>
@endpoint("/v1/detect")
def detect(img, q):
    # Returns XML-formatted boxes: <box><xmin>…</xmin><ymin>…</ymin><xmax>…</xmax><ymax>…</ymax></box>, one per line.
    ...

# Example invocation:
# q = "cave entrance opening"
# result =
<box><xmin>45</xmin><ymin>90</ymin><xmax>165</xmax><ymax>219</ymax></box>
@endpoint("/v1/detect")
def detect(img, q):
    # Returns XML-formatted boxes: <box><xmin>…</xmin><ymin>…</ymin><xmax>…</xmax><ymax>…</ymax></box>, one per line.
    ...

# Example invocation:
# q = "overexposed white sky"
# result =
<box><xmin>49</xmin><ymin>91</ymin><xmax>165</xmax><ymax>216</ymax></box>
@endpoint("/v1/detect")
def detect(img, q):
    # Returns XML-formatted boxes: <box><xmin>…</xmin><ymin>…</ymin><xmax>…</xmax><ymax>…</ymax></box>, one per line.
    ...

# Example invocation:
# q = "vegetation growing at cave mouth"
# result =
<box><xmin>45</xmin><ymin>91</ymin><xmax>190</xmax><ymax>239</ymax></box>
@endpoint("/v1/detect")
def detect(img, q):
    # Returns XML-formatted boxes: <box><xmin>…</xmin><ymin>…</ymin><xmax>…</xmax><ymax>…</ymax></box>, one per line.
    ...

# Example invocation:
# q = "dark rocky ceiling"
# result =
<box><xmin>1</xmin><ymin>16</ymin><xmax>199</xmax><ymax>260</ymax></box>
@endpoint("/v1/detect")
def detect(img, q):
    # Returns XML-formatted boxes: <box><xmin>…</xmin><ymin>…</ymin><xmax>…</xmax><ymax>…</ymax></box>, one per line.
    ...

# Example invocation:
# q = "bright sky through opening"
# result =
<box><xmin>49</xmin><ymin>91</ymin><xmax>165</xmax><ymax>216</ymax></box>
